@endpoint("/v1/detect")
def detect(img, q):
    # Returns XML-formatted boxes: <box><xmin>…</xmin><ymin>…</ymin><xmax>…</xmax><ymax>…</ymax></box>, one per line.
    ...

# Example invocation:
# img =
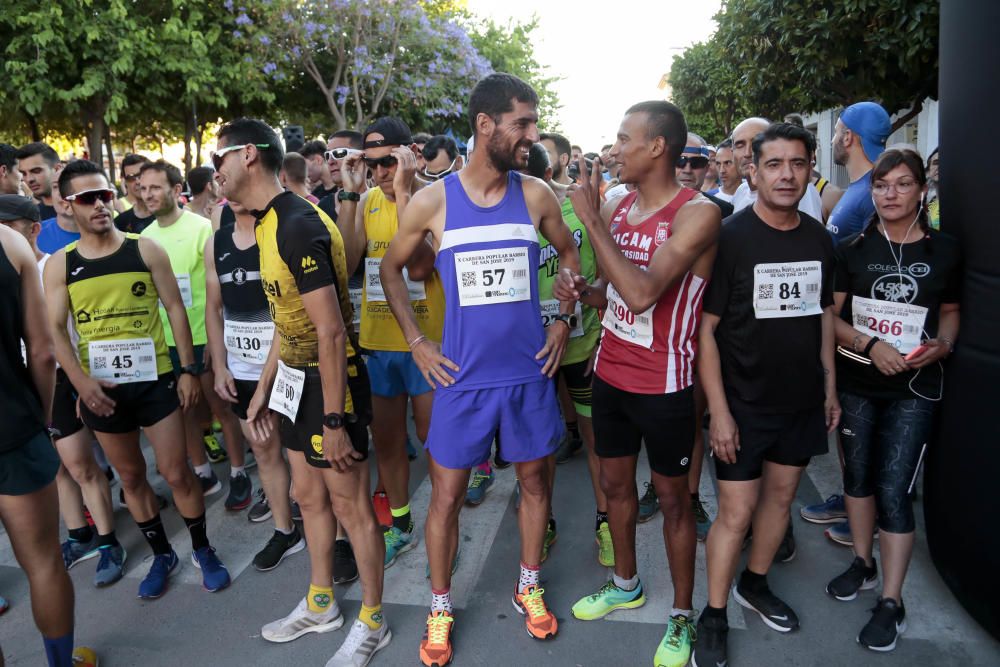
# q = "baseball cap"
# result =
<box><xmin>363</xmin><ymin>117</ymin><xmax>412</xmax><ymax>149</ymax></box>
<box><xmin>840</xmin><ymin>102</ymin><xmax>891</xmax><ymax>163</ymax></box>
<box><xmin>0</xmin><ymin>195</ymin><xmax>40</xmax><ymax>222</ymax></box>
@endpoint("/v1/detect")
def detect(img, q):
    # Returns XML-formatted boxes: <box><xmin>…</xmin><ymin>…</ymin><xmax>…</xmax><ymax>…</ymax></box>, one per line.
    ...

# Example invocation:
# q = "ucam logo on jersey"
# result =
<box><xmin>655</xmin><ymin>222</ymin><xmax>669</xmax><ymax>246</ymax></box>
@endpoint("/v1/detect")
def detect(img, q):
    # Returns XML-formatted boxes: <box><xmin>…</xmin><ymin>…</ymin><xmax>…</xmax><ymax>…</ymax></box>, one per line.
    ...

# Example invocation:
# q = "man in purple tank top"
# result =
<box><xmin>381</xmin><ymin>74</ymin><xmax>580</xmax><ymax>665</ymax></box>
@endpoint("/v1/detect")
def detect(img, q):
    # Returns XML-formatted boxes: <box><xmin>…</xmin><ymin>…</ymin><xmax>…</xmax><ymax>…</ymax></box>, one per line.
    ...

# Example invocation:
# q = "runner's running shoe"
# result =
<box><xmin>827</xmin><ymin>556</ymin><xmax>878</xmax><ymax>601</ymax></box>
<box><xmin>62</xmin><ymin>535</ymin><xmax>99</xmax><ymax>570</ymax></box>
<box><xmin>203</xmin><ymin>432</ymin><xmax>227</xmax><ymax>463</ymax></box>
<box><xmin>225</xmin><ymin>471</ymin><xmax>252</xmax><ymax>511</ymax></box>
<box><xmin>198</xmin><ymin>469</ymin><xmax>222</xmax><ymax>497</ymax></box>
<box><xmin>94</xmin><ymin>544</ymin><xmax>126</xmax><ymax>587</ymax></box>
<box><xmin>334</xmin><ymin>539</ymin><xmax>359</xmax><ymax>585</ymax></box>
<box><xmin>137</xmin><ymin>550</ymin><xmax>179</xmax><ymax>599</ymax></box>
<box><xmin>858</xmin><ymin>597</ymin><xmax>906</xmax><ymax>652</ymax></box>
<box><xmin>596</xmin><ymin>522</ymin><xmax>614</xmax><ymax>567</ymax></box>
<box><xmin>383</xmin><ymin>526</ymin><xmax>417</xmax><ymax>569</ymax></box>
<box><xmin>326</xmin><ymin>619</ymin><xmax>391</xmax><ymax>667</ymax></box>
<box><xmin>571</xmin><ymin>579</ymin><xmax>646</xmax><ymax>620</ymax></box>
<box><xmin>420</xmin><ymin>610</ymin><xmax>454</xmax><ymax>667</ymax></box>
<box><xmin>800</xmin><ymin>494</ymin><xmax>847</xmax><ymax>523</ymax></box>
<box><xmin>71</xmin><ymin>646</ymin><xmax>98</xmax><ymax>667</ymax></box>
<box><xmin>191</xmin><ymin>546</ymin><xmax>230</xmax><ymax>592</ymax></box>
<box><xmin>654</xmin><ymin>614</ymin><xmax>696</xmax><ymax>667</ymax></box>
<box><xmin>262</xmin><ymin>596</ymin><xmax>344</xmax><ymax>643</ymax></box>
<box><xmin>254</xmin><ymin>528</ymin><xmax>305</xmax><ymax>572</ymax></box>
<box><xmin>513</xmin><ymin>585</ymin><xmax>558</xmax><ymax>639</ymax></box>
<box><xmin>825</xmin><ymin>520</ymin><xmax>880</xmax><ymax>546</ymax></box>
<box><xmin>733</xmin><ymin>577</ymin><xmax>799</xmax><ymax>632</ymax></box>
<box><xmin>465</xmin><ymin>468</ymin><xmax>494</xmax><ymax>506</ymax></box>
<box><xmin>248</xmin><ymin>489</ymin><xmax>272</xmax><ymax>522</ymax></box>
<box><xmin>0</xmin><ymin>595</ymin><xmax>9</xmax><ymax>615</ymax></box>
<box><xmin>692</xmin><ymin>496</ymin><xmax>712</xmax><ymax>542</ymax></box>
<box><xmin>638</xmin><ymin>482</ymin><xmax>659</xmax><ymax>523</ymax></box>
<box><xmin>372</xmin><ymin>491</ymin><xmax>391</xmax><ymax>526</ymax></box>
<box><xmin>691</xmin><ymin>612</ymin><xmax>728</xmax><ymax>667</ymax></box>
<box><xmin>554</xmin><ymin>431</ymin><xmax>583</xmax><ymax>464</ymax></box>
<box><xmin>775</xmin><ymin>522</ymin><xmax>796</xmax><ymax>563</ymax></box>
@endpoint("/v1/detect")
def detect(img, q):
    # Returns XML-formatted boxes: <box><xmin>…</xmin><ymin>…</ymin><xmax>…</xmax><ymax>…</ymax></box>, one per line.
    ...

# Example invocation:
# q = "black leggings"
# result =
<box><xmin>839</xmin><ymin>390</ymin><xmax>934</xmax><ymax>533</ymax></box>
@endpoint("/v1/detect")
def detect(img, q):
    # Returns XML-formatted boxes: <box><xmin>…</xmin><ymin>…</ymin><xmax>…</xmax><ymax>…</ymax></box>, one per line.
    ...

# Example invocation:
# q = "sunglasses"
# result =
<box><xmin>325</xmin><ymin>147</ymin><xmax>361</xmax><ymax>161</ymax></box>
<box><xmin>65</xmin><ymin>189</ymin><xmax>116</xmax><ymax>206</ymax></box>
<box><xmin>363</xmin><ymin>155</ymin><xmax>398</xmax><ymax>169</ymax></box>
<box><xmin>123</xmin><ymin>173</ymin><xmax>141</xmax><ymax>182</ymax></box>
<box><xmin>418</xmin><ymin>158</ymin><xmax>458</xmax><ymax>182</ymax></box>
<box><xmin>211</xmin><ymin>143</ymin><xmax>270</xmax><ymax>170</ymax></box>
<box><xmin>676</xmin><ymin>155</ymin><xmax>709</xmax><ymax>169</ymax></box>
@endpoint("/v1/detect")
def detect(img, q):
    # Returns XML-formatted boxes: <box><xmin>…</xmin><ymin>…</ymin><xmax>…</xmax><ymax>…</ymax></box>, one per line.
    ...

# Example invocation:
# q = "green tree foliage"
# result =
<box><xmin>670</xmin><ymin>0</ymin><xmax>939</xmax><ymax>137</ymax></box>
<box><xmin>669</xmin><ymin>42</ymin><xmax>753</xmax><ymax>141</ymax></box>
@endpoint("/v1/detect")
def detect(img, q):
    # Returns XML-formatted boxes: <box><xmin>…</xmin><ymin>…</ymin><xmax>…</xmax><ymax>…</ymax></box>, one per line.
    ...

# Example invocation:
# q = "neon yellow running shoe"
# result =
<box><xmin>654</xmin><ymin>614</ymin><xmax>695</xmax><ymax>667</ymax></box>
<box><xmin>596</xmin><ymin>522</ymin><xmax>615</xmax><ymax>567</ymax></box>
<box><xmin>571</xmin><ymin>579</ymin><xmax>646</xmax><ymax>621</ymax></box>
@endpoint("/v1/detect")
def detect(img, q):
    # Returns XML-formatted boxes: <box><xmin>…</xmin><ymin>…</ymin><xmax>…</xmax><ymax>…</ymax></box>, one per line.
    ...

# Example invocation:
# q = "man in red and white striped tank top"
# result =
<box><xmin>556</xmin><ymin>101</ymin><xmax>720</xmax><ymax>667</ymax></box>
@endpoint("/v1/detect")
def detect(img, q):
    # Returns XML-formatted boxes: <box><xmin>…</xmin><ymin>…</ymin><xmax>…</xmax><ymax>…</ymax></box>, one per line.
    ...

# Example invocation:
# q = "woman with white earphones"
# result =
<box><xmin>824</xmin><ymin>148</ymin><xmax>961</xmax><ymax>652</ymax></box>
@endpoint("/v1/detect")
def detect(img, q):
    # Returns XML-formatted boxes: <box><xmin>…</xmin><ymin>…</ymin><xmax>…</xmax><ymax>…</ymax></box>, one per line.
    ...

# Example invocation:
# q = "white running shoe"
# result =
<box><xmin>262</xmin><ymin>596</ymin><xmax>343</xmax><ymax>643</ymax></box>
<box><xmin>325</xmin><ymin>619</ymin><xmax>392</xmax><ymax>667</ymax></box>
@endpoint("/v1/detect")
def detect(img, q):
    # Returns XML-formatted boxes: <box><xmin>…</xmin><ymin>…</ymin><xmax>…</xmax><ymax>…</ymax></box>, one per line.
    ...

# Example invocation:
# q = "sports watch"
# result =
<box><xmin>323</xmin><ymin>412</ymin><xmax>346</xmax><ymax>429</ymax></box>
<box><xmin>179</xmin><ymin>364</ymin><xmax>201</xmax><ymax>376</ymax></box>
<box><xmin>337</xmin><ymin>190</ymin><xmax>361</xmax><ymax>202</ymax></box>
<box><xmin>551</xmin><ymin>313</ymin><xmax>578</xmax><ymax>330</ymax></box>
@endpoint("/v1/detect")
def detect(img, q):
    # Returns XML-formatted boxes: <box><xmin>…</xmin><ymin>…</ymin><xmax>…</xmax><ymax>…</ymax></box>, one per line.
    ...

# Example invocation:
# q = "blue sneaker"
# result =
<box><xmin>465</xmin><ymin>468</ymin><xmax>494</xmax><ymax>506</ymax></box>
<box><xmin>801</xmin><ymin>494</ymin><xmax>847</xmax><ymax>524</ymax></box>
<box><xmin>138</xmin><ymin>550</ymin><xmax>179</xmax><ymax>599</ymax></box>
<box><xmin>62</xmin><ymin>536</ymin><xmax>99</xmax><ymax>570</ymax></box>
<box><xmin>383</xmin><ymin>526</ymin><xmax>417</xmax><ymax>569</ymax></box>
<box><xmin>825</xmin><ymin>520</ymin><xmax>880</xmax><ymax>547</ymax></box>
<box><xmin>94</xmin><ymin>544</ymin><xmax>127</xmax><ymax>587</ymax></box>
<box><xmin>191</xmin><ymin>546</ymin><xmax>231</xmax><ymax>592</ymax></box>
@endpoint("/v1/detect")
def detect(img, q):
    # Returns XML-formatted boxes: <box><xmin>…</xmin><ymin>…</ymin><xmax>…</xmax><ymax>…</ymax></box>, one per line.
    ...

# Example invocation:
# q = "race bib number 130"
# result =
<box><xmin>753</xmin><ymin>261</ymin><xmax>823</xmax><ymax>319</ymax></box>
<box><xmin>454</xmin><ymin>248</ymin><xmax>531</xmax><ymax>306</ymax></box>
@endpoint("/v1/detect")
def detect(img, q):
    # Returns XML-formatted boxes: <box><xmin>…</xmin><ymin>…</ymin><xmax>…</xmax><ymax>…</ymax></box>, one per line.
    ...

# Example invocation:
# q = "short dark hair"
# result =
<box><xmin>16</xmin><ymin>142</ymin><xmax>59</xmax><ymax>166</ymax></box>
<box><xmin>717</xmin><ymin>138</ymin><xmax>733</xmax><ymax>150</ymax></box>
<box><xmin>468</xmin><ymin>73</ymin><xmax>539</xmax><ymax>137</ymax></box>
<box><xmin>299</xmin><ymin>140</ymin><xmax>327</xmax><ymax>159</ymax></box>
<box><xmin>0</xmin><ymin>143</ymin><xmax>16</xmax><ymax>171</ymax></box>
<box><xmin>571</xmin><ymin>144</ymin><xmax>582</xmax><ymax>152</ymax></box>
<box><xmin>139</xmin><ymin>160</ymin><xmax>184</xmax><ymax>188</ymax></box>
<box><xmin>524</xmin><ymin>143</ymin><xmax>550</xmax><ymax>180</ymax></box>
<box><xmin>539</xmin><ymin>132</ymin><xmax>571</xmax><ymax>161</ymax></box>
<box><xmin>422</xmin><ymin>135</ymin><xmax>459</xmax><ymax>163</ymax></box>
<box><xmin>58</xmin><ymin>160</ymin><xmax>107</xmax><ymax>197</ymax></box>
<box><xmin>330</xmin><ymin>130</ymin><xmax>363</xmax><ymax>149</ymax></box>
<box><xmin>281</xmin><ymin>152</ymin><xmax>308</xmax><ymax>185</ymax></box>
<box><xmin>412</xmin><ymin>132</ymin><xmax>433</xmax><ymax>145</ymax></box>
<box><xmin>186</xmin><ymin>166</ymin><xmax>216</xmax><ymax>195</ymax></box>
<box><xmin>625</xmin><ymin>101</ymin><xmax>687</xmax><ymax>165</ymax></box>
<box><xmin>120</xmin><ymin>153</ymin><xmax>150</xmax><ymax>178</ymax></box>
<box><xmin>784</xmin><ymin>113</ymin><xmax>805</xmax><ymax>128</ymax></box>
<box><xmin>751</xmin><ymin>122</ymin><xmax>817</xmax><ymax>165</ymax></box>
<box><xmin>217</xmin><ymin>118</ymin><xmax>284</xmax><ymax>174</ymax></box>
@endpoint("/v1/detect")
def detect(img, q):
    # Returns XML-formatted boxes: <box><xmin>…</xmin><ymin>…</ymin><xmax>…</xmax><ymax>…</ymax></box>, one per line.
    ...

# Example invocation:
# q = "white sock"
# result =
<box><xmin>671</xmin><ymin>607</ymin><xmax>694</xmax><ymax>620</ymax></box>
<box><xmin>277</xmin><ymin>526</ymin><xmax>294</xmax><ymax>536</ymax></box>
<box><xmin>613</xmin><ymin>573</ymin><xmax>639</xmax><ymax>592</ymax></box>
<box><xmin>431</xmin><ymin>589</ymin><xmax>453</xmax><ymax>613</ymax></box>
<box><xmin>194</xmin><ymin>463</ymin><xmax>212</xmax><ymax>477</ymax></box>
<box><xmin>518</xmin><ymin>561</ymin><xmax>540</xmax><ymax>592</ymax></box>
<box><xmin>230</xmin><ymin>465</ymin><xmax>245</xmax><ymax>478</ymax></box>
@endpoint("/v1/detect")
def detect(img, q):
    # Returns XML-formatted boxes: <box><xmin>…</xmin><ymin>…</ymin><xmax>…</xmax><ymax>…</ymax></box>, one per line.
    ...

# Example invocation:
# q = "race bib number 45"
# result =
<box><xmin>753</xmin><ymin>261</ymin><xmax>823</xmax><ymax>319</ymax></box>
<box><xmin>851</xmin><ymin>296</ymin><xmax>927</xmax><ymax>353</ymax></box>
<box><xmin>88</xmin><ymin>338</ymin><xmax>158</xmax><ymax>384</ymax></box>
<box><xmin>602</xmin><ymin>282</ymin><xmax>654</xmax><ymax>348</ymax></box>
<box><xmin>454</xmin><ymin>248</ymin><xmax>531</xmax><ymax>306</ymax></box>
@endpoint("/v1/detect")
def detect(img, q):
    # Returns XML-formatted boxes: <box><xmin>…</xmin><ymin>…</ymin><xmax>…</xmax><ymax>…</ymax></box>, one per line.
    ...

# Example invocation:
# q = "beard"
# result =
<box><xmin>486</xmin><ymin>134</ymin><xmax>528</xmax><ymax>173</ymax></box>
<box><xmin>833</xmin><ymin>141</ymin><xmax>848</xmax><ymax>166</ymax></box>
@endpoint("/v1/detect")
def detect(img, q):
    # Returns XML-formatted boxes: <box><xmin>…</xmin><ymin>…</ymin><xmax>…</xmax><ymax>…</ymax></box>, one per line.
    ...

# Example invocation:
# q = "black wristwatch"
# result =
<box><xmin>179</xmin><ymin>364</ymin><xmax>201</xmax><ymax>377</ymax></box>
<box><xmin>550</xmin><ymin>313</ymin><xmax>578</xmax><ymax>329</ymax></box>
<box><xmin>323</xmin><ymin>412</ymin><xmax>346</xmax><ymax>430</ymax></box>
<box><xmin>337</xmin><ymin>190</ymin><xmax>361</xmax><ymax>202</ymax></box>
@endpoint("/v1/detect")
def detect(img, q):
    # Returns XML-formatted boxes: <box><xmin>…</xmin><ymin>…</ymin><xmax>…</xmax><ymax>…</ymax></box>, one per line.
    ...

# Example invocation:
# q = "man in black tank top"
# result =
<box><xmin>0</xmin><ymin>223</ymin><xmax>96</xmax><ymax>665</ymax></box>
<box><xmin>44</xmin><ymin>160</ymin><xmax>232</xmax><ymax>600</ymax></box>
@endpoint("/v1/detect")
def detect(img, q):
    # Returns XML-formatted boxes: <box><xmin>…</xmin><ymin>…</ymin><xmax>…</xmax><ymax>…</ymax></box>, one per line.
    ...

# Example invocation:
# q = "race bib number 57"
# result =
<box><xmin>454</xmin><ymin>248</ymin><xmax>531</xmax><ymax>306</ymax></box>
<box><xmin>753</xmin><ymin>261</ymin><xmax>823</xmax><ymax>319</ymax></box>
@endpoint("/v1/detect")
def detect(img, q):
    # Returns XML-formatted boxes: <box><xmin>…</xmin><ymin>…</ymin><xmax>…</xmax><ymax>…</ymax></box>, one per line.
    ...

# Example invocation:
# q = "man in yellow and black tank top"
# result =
<box><xmin>215</xmin><ymin>118</ymin><xmax>389</xmax><ymax>659</ymax></box>
<box><xmin>44</xmin><ymin>160</ymin><xmax>231</xmax><ymax>599</ymax></box>
<box><xmin>336</xmin><ymin>116</ymin><xmax>442</xmax><ymax>569</ymax></box>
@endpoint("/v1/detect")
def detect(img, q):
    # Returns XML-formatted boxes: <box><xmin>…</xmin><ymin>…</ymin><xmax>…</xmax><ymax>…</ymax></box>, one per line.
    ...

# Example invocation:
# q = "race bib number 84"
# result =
<box><xmin>753</xmin><ymin>261</ymin><xmax>823</xmax><ymax>319</ymax></box>
<box><xmin>454</xmin><ymin>248</ymin><xmax>531</xmax><ymax>306</ymax></box>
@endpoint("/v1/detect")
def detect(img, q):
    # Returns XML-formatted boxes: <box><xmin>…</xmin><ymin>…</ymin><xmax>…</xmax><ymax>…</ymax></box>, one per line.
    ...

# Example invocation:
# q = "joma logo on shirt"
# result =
<box><xmin>301</xmin><ymin>256</ymin><xmax>318</xmax><ymax>274</ymax></box>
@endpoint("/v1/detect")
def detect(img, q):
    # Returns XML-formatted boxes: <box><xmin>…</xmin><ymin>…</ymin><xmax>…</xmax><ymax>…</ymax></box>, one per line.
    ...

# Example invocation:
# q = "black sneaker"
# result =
<box><xmin>333</xmin><ymin>538</ymin><xmax>358</xmax><ymax>585</ymax></box>
<box><xmin>554</xmin><ymin>432</ymin><xmax>583</xmax><ymax>464</ymax></box>
<box><xmin>858</xmin><ymin>597</ymin><xmax>906</xmax><ymax>652</ymax></box>
<box><xmin>827</xmin><ymin>556</ymin><xmax>878</xmax><ymax>601</ymax></box>
<box><xmin>733</xmin><ymin>575</ymin><xmax>799</xmax><ymax>633</ymax></box>
<box><xmin>692</xmin><ymin>612</ymin><xmax>728</xmax><ymax>667</ymax></box>
<box><xmin>225</xmin><ymin>472</ymin><xmax>253</xmax><ymax>511</ymax></box>
<box><xmin>775</xmin><ymin>521</ymin><xmax>796</xmax><ymax>563</ymax></box>
<box><xmin>247</xmin><ymin>489</ymin><xmax>272</xmax><ymax>523</ymax></box>
<box><xmin>637</xmin><ymin>482</ymin><xmax>659</xmax><ymax>523</ymax></box>
<box><xmin>198</xmin><ymin>469</ymin><xmax>222</xmax><ymax>496</ymax></box>
<box><xmin>253</xmin><ymin>528</ymin><xmax>305</xmax><ymax>571</ymax></box>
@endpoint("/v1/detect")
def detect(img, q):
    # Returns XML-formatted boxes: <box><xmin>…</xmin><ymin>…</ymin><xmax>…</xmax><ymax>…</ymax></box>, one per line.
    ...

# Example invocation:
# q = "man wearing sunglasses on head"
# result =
<box><xmin>418</xmin><ymin>135</ymin><xmax>463</xmax><ymax>185</ymax></box>
<box><xmin>337</xmin><ymin>117</ymin><xmax>444</xmax><ymax>570</ymax></box>
<box><xmin>43</xmin><ymin>160</ymin><xmax>231</xmax><ymax>601</ymax></box>
<box><xmin>114</xmin><ymin>154</ymin><xmax>155</xmax><ymax>235</ymax></box>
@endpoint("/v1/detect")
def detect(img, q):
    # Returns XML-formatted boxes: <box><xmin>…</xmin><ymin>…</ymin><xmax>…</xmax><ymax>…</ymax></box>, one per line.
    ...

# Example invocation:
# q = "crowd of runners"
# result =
<box><xmin>0</xmin><ymin>72</ymin><xmax>957</xmax><ymax>667</ymax></box>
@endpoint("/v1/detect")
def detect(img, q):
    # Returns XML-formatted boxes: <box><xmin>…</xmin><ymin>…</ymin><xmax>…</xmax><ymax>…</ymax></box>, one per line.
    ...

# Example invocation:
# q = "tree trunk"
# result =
<box><xmin>84</xmin><ymin>112</ymin><xmax>105</xmax><ymax>170</ymax></box>
<box><xmin>891</xmin><ymin>99</ymin><xmax>924</xmax><ymax>133</ymax></box>
<box><xmin>23</xmin><ymin>109</ymin><xmax>42</xmax><ymax>142</ymax></box>
<box><xmin>104</xmin><ymin>125</ymin><xmax>116</xmax><ymax>182</ymax></box>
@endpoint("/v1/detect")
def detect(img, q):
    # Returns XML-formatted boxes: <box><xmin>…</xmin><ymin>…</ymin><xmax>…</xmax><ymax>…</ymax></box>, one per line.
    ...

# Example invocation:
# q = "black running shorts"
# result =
<box><xmin>80</xmin><ymin>373</ymin><xmax>180</xmax><ymax>434</ymax></box>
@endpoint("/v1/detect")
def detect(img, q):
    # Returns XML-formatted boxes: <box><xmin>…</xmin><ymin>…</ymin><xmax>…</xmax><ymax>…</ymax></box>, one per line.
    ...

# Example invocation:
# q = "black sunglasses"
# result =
<box><xmin>677</xmin><ymin>155</ymin><xmax>709</xmax><ymax>169</ymax></box>
<box><xmin>65</xmin><ymin>189</ymin><xmax>116</xmax><ymax>206</ymax></box>
<box><xmin>363</xmin><ymin>155</ymin><xmax>398</xmax><ymax>169</ymax></box>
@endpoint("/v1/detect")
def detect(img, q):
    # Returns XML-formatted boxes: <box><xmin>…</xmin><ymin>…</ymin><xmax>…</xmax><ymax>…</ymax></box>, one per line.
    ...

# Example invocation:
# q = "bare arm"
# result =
<box><xmin>203</xmin><ymin>235</ymin><xmax>237</xmax><ymax>403</ymax></box>
<box><xmin>301</xmin><ymin>287</ymin><xmax>348</xmax><ymax>416</ymax></box>
<box><xmin>698</xmin><ymin>312</ymin><xmax>739</xmax><ymax>464</ymax></box>
<box><xmin>337</xmin><ymin>155</ymin><xmax>369</xmax><ymax>273</ymax></box>
<box><xmin>8</xmin><ymin>232</ymin><xmax>55</xmax><ymax>421</ymax></box>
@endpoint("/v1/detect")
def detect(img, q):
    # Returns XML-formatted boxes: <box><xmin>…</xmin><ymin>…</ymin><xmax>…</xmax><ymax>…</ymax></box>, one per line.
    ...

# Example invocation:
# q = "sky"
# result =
<box><xmin>466</xmin><ymin>0</ymin><xmax>723</xmax><ymax>151</ymax></box>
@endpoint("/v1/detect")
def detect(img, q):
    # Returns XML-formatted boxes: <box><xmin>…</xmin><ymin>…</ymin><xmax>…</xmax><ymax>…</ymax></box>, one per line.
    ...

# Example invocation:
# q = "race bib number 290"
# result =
<box><xmin>753</xmin><ymin>261</ymin><xmax>823</xmax><ymax>319</ymax></box>
<box><xmin>454</xmin><ymin>248</ymin><xmax>531</xmax><ymax>306</ymax></box>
